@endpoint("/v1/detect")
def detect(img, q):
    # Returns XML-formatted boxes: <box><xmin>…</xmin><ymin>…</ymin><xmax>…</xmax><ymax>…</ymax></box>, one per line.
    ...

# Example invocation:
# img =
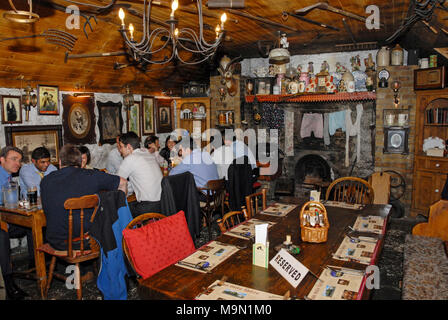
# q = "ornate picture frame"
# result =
<box><xmin>1</xmin><ymin>95</ymin><xmax>22</xmax><ymax>124</ymax></box>
<box><xmin>127</xmin><ymin>101</ymin><xmax>141</xmax><ymax>136</ymax></box>
<box><xmin>142</xmin><ymin>96</ymin><xmax>155</xmax><ymax>135</ymax></box>
<box><xmin>156</xmin><ymin>98</ymin><xmax>173</xmax><ymax>133</ymax></box>
<box><xmin>62</xmin><ymin>94</ymin><xmax>96</xmax><ymax>144</ymax></box>
<box><xmin>37</xmin><ymin>84</ymin><xmax>59</xmax><ymax>115</ymax></box>
<box><xmin>97</xmin><ymin>100</ymin><xmax>123</xmax><ymax>145</ymax></box>
<box><xmin>4</xmin><ymin>125</ymin><xmax>63</xmax><ymax>165</ymax></box>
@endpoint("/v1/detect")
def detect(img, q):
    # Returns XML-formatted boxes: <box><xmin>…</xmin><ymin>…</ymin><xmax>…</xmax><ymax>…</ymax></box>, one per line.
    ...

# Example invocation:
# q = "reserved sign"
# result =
<box><xmin>270</xmin><ymin>249</ymin><xmax>309</xmax><ymax>288</ymax></box>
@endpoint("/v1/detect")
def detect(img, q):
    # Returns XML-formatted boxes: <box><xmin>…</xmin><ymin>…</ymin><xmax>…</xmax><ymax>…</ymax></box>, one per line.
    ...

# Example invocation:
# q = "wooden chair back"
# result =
<box><xmin>368</xmin><ymin>172</ymin><xmax>391</xmax><ymax>204</ymax></box>
<box><xmin>245</xmin><ymin>188</ymin><xmax>267</xmax><ymax>218</ymax></box>
<box><xmin>202</xmin><ymin>178</ymin><xmax>226</xmax><ymax>216</ymax></box>
<box><xmin>325</xmin><ymin>177</ymin><xmax>374</xmax><ymax>205</ymax></box>
<box><xmin>63</xmin><ymin>194</ymin><xmax>100</xmax><ymax>258</ymax></box>
<box><xmin>217</xmin><ymin>210</ymin><xmax>249</xmax><ymax>233</ymax></box>
<box><xmin>413</xmin><ymin>200</ymin><xmax>448</xmax><ymax>241</ymax></box>
<box><xmin>122</xmin><ymin>213</ymin><xmax>167</xmax><ymax>279</ymax></box>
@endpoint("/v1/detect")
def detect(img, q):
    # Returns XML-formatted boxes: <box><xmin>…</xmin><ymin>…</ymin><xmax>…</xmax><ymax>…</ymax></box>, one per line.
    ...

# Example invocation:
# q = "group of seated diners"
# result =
<box><xmin>0</xmin><ymin>129</ymin><xmax>259</xmax><ymax>300</ymax></box>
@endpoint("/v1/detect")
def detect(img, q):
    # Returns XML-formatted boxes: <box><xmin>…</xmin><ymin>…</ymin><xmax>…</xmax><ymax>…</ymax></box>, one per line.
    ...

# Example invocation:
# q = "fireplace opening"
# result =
<box><xmin>295</xmin><ymin>155</ymin><xmax>332</xmax><ymax>198</ymax></box>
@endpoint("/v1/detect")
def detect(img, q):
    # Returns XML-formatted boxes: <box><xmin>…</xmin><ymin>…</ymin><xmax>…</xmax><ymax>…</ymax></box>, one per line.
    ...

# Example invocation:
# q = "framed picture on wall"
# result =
<box><xmin>37</xmin><ymin>85</ymin><xmax>59</xmax><ymax>115</ymax></box>
<box><xmin>156</xmin><ymin>98</ymin><xmax>173</xmax><ymax>133</ymax></box>
<box><xmin>1</xmin><ymin>95</ymin><xmax>22</xmax><ymax>124</ymax></box>
<box><xmin>62</xmin><ymin>94</ymin><xmax>96</xmax><ymax>144</ymax></box>
<box><xmin>97</xmin><ymin>101</ymin><xmax>123</xmax><ymax>145</ymax></box>
<box><xmin>4</xmin><ymin>125</ymin><xmax>63</xmax><ymax>165</ymax></box>
<box><xmin>127</xmin><ymin>101</ymin><xmax>141</xmax><ymax>136</ymax></box>
<box><xmin>142</xmin><ymin>96</ymin><xmax>155</xmax><ymax>135</ymax></box>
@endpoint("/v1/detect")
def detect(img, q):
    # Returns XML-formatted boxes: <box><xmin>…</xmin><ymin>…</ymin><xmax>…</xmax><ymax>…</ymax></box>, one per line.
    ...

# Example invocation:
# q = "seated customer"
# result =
<box><xmin>106</xmin><ymin>136</ymin><xmax>123</xmax><ymax>174</ymax></box>
<box><xmin>78</xmin><ymin>145</ymin><xmax>92</xmax><ymax>169</ymax></box>
<box><xmin>117</xmin><ymin>132</ymin><xmax>163</xmax><ymax>217</ymax></box>
<box><xmin>144</xmin><ymin>135</ymin><xmax>165</xmax><ymax>166</ymax></box>
<box><xmin>159</xmin><ymin>135</ymin><xmax>178</xmax><ymax>166</ymax></box>
<box><xmin>40</xmin><ymin>144</ymin><xmax>127</xmax><ymax>250</ymax></box>
<box><xmin>19</xmin><ymin>146</ymin><xmax>57</xmax><ymax>198</ymax></box>
<box><xmin>169</xmin><ymin>137</ymin><xmax>219</xmax><ymax>200</ymax></box>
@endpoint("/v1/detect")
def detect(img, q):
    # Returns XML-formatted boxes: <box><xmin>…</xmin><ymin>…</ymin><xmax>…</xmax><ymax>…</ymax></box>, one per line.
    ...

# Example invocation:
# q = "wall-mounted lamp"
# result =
<box><xmin>22</xmin><ymin>83</ymin><xmax>37</xmax><ymax>121</ymax></box>
<box><xmin>392</xmin><ymin>80</ymin><xmax>401</xmax><ymax>107</ymax></box>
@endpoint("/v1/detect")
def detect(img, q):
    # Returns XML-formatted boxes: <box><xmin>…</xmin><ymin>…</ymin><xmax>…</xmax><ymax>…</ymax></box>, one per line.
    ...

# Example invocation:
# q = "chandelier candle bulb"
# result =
<box><xmin>171</xmin><ymin>0</ymin><xmax>178</xmax><ymax>19</ymax></box>
<box><xmin>118</xmin><ymin>8</ymin><xmax>125</xmax><ymax>28</ymax></box>
<box><xmin>221</xmin><ymin>13</ymin><xmax>227</xmax><ymax>29</ymax></box>
<box><xmin>129</xmin><ymin>24</ymin><xmax>134</xmax><ymax>41</ymax></box>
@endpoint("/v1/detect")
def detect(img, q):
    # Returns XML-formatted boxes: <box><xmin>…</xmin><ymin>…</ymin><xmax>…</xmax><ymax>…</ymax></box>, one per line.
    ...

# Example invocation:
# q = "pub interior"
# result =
<box><xmin>0</xmin><ymin>0</ymin><xmax>448</xmax><ymax>302</ymax></box>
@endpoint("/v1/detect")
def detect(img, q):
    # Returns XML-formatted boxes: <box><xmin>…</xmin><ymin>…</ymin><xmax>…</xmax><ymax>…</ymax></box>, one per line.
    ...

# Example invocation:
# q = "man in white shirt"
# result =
<box><xmin>106</xmin><ymin>136</ymin><xmax>123</xmax><ymax>174</ymax></box>
<box><xmin>117</xmin><ymin>132</ymin><xmax>163</xmax><ymax>217</ymax></box>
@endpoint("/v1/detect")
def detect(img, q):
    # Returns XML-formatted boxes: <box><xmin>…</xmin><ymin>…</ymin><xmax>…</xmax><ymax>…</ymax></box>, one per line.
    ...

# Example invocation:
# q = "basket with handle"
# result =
<box><xmin>299</xmin><ymin>201</ymin><xmax>329</xmax><ymax>243</ymax></box>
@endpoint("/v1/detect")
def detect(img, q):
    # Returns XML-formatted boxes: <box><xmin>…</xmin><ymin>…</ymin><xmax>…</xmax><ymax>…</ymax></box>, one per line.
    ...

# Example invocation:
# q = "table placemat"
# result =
<box><xmin>259</xmin><ymin>203</ymin><xmax>298</xmax><ymax>217</ymax></box>
<box><xmin>332</xmin><ymin>235</ymin><xmax>379</xmax><ymax>265</ymax></box>
<box><xmin>321</xmin><ymin>200</ymin><xmax>364</xmax><ymax>210</ymax></box>
<box><xmin>196</xmin><ymin>280</ymin><xmax>285</xmax><ymax>300</ymax></box>
<box><xmin>306</xmin><ymin>266</ymin><xmax>365</xmax><ymax>300</ymax></box>
<box><xmin>175</xmin><ymin>241</ymin><xmax>239</xmax><ymax>273</ymax></box>
<box><xmin>224</xmin><ymin>218</ymin><xmax>276</xmax><ymax>240</ymax></box>
<box><xmin>352</xmin><ymin>215</ymin><xmax>386</xmax><ymax>234</ymax></box>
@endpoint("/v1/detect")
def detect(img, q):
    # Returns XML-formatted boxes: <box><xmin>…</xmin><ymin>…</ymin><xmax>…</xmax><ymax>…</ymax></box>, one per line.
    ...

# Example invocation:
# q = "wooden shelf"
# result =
<box><xmin>424</xmin><ymin>123</ymin><xmax>448</xmax><ymax>126</ymax></box>
<box><xmin>245</xmin><ymin>91</ymin><xmax>376</xmax><ymax>104</ymax></box>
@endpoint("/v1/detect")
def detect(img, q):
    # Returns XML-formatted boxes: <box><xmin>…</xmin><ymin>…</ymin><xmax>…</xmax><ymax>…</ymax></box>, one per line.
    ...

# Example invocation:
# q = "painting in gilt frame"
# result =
<box><xmin>97</xmin><ymin>100</ymin><xmax>123</xmax><ymax>145</ymax></box>
<box><xmin>37</xmin><ymin>85</ymin><xmax>59</xmax><ymax>115</ymax></box>
<box><xmin>142</xmin><ymin>96</ymin><xmax>155</xmax><ymax>135</ymax></box>
<box><xmin>4</xmin><ymin>125</ymin><xmax>63</xmax><ymax>165</ymax></box>
<box><xmin>127</xmin><ymin>101</ymin><xmax>141</xmax><ymax>136</ymax></box>
<box><xmin>156</xmin><ymin>98</ymin><xmax>173</xmax><ymax>133</ymax></box>
<box><xmin>62</xmin><ymin>94</ymin><xmax>96</xmax><ymax>144</ymax></box>
<box><xmin>1</xmin><ymin>95</ymin><xmax>22</xmax><ymax>124</ymax></box>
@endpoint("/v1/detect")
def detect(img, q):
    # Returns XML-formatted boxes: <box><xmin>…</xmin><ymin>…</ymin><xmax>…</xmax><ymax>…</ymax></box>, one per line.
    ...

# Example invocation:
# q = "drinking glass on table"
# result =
<box><xmin>27</xmin><ymin>187</ymin><xmax>38</xmax><ymax>207</ymax></box>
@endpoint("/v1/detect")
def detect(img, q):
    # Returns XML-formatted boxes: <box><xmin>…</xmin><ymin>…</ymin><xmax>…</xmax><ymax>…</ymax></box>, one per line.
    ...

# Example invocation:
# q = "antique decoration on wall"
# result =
<box><xmin>127</xmin><ymin>101</ymin><xmax>141</xmax><ymax>136</ymax></box>
<box><xmin>142</xmin><ymin>96</ymin><xmax>155</xmax><ymax>135</ymax></box>
<box><xmin>62</xmin><ymin>94</ymin><xmax>96</xmax><ymax>144</ymax></box>
<box><xmin>1</xmin><ymin>95</ymin><xmax>22</xmax><ymax>124</ymax></box>
<box><xmin>97</xmin><ymin>101</ymin><xmax>123</xmax><ymax>145</ymax></box>
<box><xmin>37</xmin><ymin>84</ymin><xmax>59</xmax><ymax>115</ymax></box>
<box><xmin>182</xmin><ymin>82</ymin><xmax>208</xmax><ymax>97</ymax></box>
<box><xmin>156</xmin><ymin>98</ymin><xmax>173</xmax><ymax>133</ymax></box>
<box><xmin>4</xmin><ymin>125</ymin><xmax>62</xmax><ymax>165</ymax></box>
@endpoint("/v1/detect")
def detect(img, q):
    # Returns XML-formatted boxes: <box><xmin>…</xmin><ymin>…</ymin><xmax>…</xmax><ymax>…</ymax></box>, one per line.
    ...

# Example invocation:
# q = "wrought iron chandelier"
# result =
<box><xmin>118</xmin><ymin>0</ymin><xmax>227</xmax><ymax>69</ymax></box>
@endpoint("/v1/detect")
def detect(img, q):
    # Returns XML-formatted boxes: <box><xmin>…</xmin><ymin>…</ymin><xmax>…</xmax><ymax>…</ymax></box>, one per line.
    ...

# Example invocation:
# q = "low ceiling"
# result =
<box><xmin>0</xmin><ymin>0</ymin><xmax>447</xmax><ymax>95</ymax></box>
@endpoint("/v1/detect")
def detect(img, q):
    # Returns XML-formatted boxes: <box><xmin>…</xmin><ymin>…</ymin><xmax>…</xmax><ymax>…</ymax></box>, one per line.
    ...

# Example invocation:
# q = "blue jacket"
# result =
<box><xmin>90</xmin><ymin>190</ymin><xmax>133</xmax><ymax>300</ymax></box>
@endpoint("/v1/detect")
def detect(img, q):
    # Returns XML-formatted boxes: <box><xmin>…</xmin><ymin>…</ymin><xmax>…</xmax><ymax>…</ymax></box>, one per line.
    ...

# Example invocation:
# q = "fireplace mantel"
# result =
<box><xmin>245</xmin><ymin>92</ymin><xmax>376</xmax><ymax>104</ymax></box>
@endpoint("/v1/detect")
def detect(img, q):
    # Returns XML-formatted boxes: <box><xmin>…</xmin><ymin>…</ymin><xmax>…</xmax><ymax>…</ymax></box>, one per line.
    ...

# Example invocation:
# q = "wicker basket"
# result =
<box><xmin>299</xmin><ymin>201</ymin><xmax>329</xmax><ymax>243</ymax></box>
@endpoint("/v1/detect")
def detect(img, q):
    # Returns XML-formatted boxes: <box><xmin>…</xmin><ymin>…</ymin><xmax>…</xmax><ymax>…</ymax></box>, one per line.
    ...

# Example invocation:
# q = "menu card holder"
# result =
<box><xmin>252</xmin><ymin>242</ymin><xmax>269</xmax><ymax>268</ymax></box>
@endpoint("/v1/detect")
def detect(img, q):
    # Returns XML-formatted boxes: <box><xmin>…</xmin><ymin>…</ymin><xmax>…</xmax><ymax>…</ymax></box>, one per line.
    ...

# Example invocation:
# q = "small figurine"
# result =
<box><xmin>364</xmin><ymin>53</ymin><xmax>375</xmax><ymax>71</ymax></box>
<box><xmin>308</xmin><ymin>61</ymin><xmax>314</xmax><ymax>74</ymax></box>
<box><xmin>297</xmin><ymin>64</ymin><xmax>302</xmax><ymax>74</ymax></box>
<box><xmin>280</xmin><ymin>33</ymin><xmax>289</xmax><ymax>49</ymax></box>
<box><xmin>320</xmin><ymin>60</ymin><xmax>330</xmax><ymax>73</ymax></box>
<box><xmin>350</xmin><ymin>55</ymin><xmax>361</xmax><ymax>71</ymax></box>
<box><xmin>335</xmin><ymin>62</ymin><xmax>347</xmax><ymax>73</ymax></box>
<box><xmin>338</xmin><ymin>79</ymin><xmax>347</xmax><ymax>92</ymax></box>
<box><xmin>268</xmin><ymin>64</ymin><xmax>275</xmax><ymax>76</ymax></box>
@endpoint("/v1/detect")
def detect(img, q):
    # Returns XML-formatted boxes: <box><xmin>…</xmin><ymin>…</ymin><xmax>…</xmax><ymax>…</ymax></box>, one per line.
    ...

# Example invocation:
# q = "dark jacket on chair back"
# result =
<box><xmin>226</xmin><ymin>156</ymin><xmax>254</xmax><ymax>211</ymax></box>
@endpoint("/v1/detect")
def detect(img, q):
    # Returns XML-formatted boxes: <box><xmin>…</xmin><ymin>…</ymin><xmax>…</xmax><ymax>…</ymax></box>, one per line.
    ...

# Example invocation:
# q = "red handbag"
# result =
<box><xmin>122</xmin><ymin>210</ymin><xmax>196</xmax><ymax>279</ymax></box>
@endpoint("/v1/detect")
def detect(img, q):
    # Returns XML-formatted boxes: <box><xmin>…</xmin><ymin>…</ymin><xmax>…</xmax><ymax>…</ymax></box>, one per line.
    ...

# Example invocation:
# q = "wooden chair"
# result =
<box><xmin>245</xmin><ymin>188</ymin><xmax>267</xmax><ymax>218</ymax></box>
<box><xmin>325</xmin><ymin>177</ymin><xmax>374</xmax><ymax>205</ymax></box>
<box><xmin>122</xmin><ymin>213</ymin><xmax>167</xmax><ymax>281</ymax></box>
<box><xmin>217</xmin><ymin>210</ymin><xmax>249</xmax><ymax>233</ymax></box>
<box><xmin>368</xmin><ymin>172</ymin><xmax>391</xmax><ymax>204</ymax></box>
<box><xmin>38</xmin><ymin>194</ymin><xmax>100</xmax><ymax>300</ymax></box>
<box><xmin>412</xmin><ymin>200</ymin><xmax>448</xmax><ymax>241</ymax></box>
<box><xmin>198</xmin><ymin>178</ymin><xmax>226</xmax><ymax>240</ymax></box>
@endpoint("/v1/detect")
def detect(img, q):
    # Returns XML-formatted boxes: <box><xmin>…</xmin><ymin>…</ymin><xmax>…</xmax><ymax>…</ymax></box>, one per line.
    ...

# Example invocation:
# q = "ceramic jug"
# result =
<box><xmin>391</xmin><ymin>44</ymin><xmax>404</xmax><ymax>66</ymax></box>
<box><xmin>377</xmin><ymin>46</ymin><xmax>390</xmax><ymax>67</ymax></box>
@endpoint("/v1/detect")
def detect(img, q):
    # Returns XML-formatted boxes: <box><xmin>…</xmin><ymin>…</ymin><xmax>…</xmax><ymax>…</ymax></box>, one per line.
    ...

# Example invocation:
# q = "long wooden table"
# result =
<box><xmin>0</xmin><ymin>206</ymin><xmax>47</xmax><ymax>299</ymax></box>
<box><xmin>138</xmin><ymin>199</ymin><xmax>391</xmax><ymax>300</ymax></box>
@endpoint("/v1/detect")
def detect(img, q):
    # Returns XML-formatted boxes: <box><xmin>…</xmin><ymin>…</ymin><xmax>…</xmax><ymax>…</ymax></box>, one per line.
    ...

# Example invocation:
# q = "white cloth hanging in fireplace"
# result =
<box><xmin>345</xmin><ymin>104</ymin><xmax>363</xmax><ymax>167</ymax></box>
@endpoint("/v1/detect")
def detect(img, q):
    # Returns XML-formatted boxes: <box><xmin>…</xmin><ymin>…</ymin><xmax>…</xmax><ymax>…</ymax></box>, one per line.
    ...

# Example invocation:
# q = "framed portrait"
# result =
<box><xmin>156</xmin><ymin>98</ymin><xmax>173</xmax><ymax>133</ymax></box>
<box><xmin>4</xmin><ymin>125</ymin><xmax>63</xmax><ymax>165</ymax></box>
<box><xmin>37</xmin><ymin>85</ymin><xmax>59</xmax><ymax>115</ymax></box>
<box><xmin>1</xmin><ymin>95</ymin><xmax>22</xmax><ymax>124</ymax></box>
<box><xmin>127</xmin><ymin>101</ymin><xmax>141</xmax><ymax>136</ymax></box>
<box><xmin>142</xmin><ymin>96</ymin><xmax>155</xmax><ymax>135</ymax></box>
<box><xmin>62</xmin><ymin>94</ymin><xmax>96</xmax><ymax>144</ymax></box>
<box><xmin>97</xmin><ymin>100</ymin><xmax>123</xmax><ymax>145</ymax></box>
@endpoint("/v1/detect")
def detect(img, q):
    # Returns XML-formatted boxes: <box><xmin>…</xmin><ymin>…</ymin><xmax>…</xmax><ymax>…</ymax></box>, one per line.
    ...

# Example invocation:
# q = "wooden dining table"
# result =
<box><xmin>0</xmin><ymin>205</ymin><xmax>47</xmax><ymax>299</ymax></box>
<box><xmin>137</xmin><ymin>198</ymin><xmax>391</xmax><ymax>300</ymax></box>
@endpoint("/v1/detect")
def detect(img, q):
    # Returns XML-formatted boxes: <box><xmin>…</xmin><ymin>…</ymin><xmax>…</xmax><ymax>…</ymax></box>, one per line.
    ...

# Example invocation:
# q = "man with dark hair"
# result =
<box><xmin>40</xmin><ymin>144</ymin><xmax>127</xmax><ymax>251</ymax></box>
<box><xmin>78</xmin><ymin>145</ymin><xmax>92</xmax><ymax>169</ymax></box>
<box><xmin>144</xmin><ymin>135</ymin><xmax>164</xmax><ymax>166</ymax></box>
<box><xmin>117</xmin><ymin>132</ymin><xmax>163</xmax><ymax>217</ymax></box>
<box><xmin>106</xmin><ymin>135</ymin><xmax>123</xmax><ymax>174</ymax></box>
<box><xmin>19</xmin><ymin>146</ymin><xmax>57</xmax><ymax>199</ymax></box>
<box><xmin>0</xmin><ymin>146</ymin><xmax>30</xmax><ymax>299</ymax></box>
<box><xmin>169</xmin><ymin>136</ymin><xmax>219</xmax><ymax>198</ymax></box>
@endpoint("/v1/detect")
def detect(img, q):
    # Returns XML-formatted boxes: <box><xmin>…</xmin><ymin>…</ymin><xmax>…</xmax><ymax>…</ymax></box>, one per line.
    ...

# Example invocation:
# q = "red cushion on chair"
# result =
<box><xmin>253</xmin><ymin>182</ymin><xmax>261</xmax><ymax>189</ymax></box>
<box><xmin>122</xmin><ymin>210</ymin><xmax>196</xmax><ymax>280</ymax></box>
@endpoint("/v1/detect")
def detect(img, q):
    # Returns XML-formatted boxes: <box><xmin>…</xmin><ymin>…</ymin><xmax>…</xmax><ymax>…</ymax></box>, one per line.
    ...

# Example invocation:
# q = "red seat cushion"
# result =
<box><xmin>253</xmin><ymin>182</ymin><xmax>261</xmax><ymax>189</ymax></box>
<box><xmin>122</xmin><ymin>210</ymin><xmax>196</xmax><ymax>280</ymax></box>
